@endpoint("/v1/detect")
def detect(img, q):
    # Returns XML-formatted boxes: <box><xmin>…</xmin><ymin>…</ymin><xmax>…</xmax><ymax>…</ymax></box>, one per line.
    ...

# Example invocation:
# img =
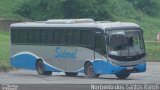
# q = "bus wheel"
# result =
<box><xmin>36</xmin><ymin>60</ymin><xmax>52</xmax><ymax>75</ymax></box>
<box><xmin>84</xmin><ymin>62</ymin><xmax>100</xmax><ymax>78</ymax></box>
<box><xmin>115</xmin><ymin>73</ymin><xmax>130</xmax><ymax>79</ymax></box>
<box><xmin>65</xmin><ymin>72</ymin><xmax>78</xmax><ymax>77</ymax></box>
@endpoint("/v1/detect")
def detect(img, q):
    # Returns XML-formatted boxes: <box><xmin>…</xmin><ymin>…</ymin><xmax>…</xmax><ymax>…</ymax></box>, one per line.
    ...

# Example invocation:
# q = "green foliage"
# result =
<box><xmin>0</xmin><ymin>31</ymin><xmax>10</xmax><ymax>67</ymax></box>
<box><xmin>145</xmin><ymin>42</ymin><xmax>160</xmax><ymax>62</ymax></box>
<box><xmin>106</xmin><ymin>0</ymin><xmax>143</xmax><ymax>20</ymax></box>
<box><xmin>128</xmin><ymin>0</ymin><xmax>160</xmax><ymax>17</ymax></box>
<box><xmin>0</xmin><ymin>0</ymin><xmax>28</xmax><ymax>19</ymax></box>
<box><xmin>62</xmin><ymin>0</ymin><xmax>112</xmax><ymax>20</ymax></box>
<box><xmin>15</xmin><ymin>0</ymin><xmax>113</xmax><ymax>20</ymax></box>
<box><xmin>0</xmin><ymin>0</ymin><xmax>160</xmax><ymax>20</ymax></box>
<box><xmin>15</xmin><ymin>0</ymin><xmax>64</xmax><ymax>20</ymax></box>
<box><xmin>15</xmin><ymin>0</ymin><xmax>160</xmax><ymax>20</ymax></box>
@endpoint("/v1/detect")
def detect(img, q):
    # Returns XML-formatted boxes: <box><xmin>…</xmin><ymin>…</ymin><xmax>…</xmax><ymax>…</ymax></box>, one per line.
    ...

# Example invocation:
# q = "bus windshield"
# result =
<box><xmin>108</xmin><ymin>30</ymin><xmax>145</xmax><ymax>61</ymax></box>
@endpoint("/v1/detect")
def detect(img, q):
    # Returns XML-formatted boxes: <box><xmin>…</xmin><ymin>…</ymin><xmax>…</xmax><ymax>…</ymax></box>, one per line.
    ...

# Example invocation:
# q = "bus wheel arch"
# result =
<box><xmin>36</xmin><ymin>59</ymin><xmax>52</xmax><ymax>75</ymax></box>
<box><xmin>84</xmin><ymin>61</ymin><xmax>91</xmax><ymax>67</ymax></box>
<box><xmin>84</xmin><ymin>61</ymin><xmax>100</xmax><ymax>78</ymax></box>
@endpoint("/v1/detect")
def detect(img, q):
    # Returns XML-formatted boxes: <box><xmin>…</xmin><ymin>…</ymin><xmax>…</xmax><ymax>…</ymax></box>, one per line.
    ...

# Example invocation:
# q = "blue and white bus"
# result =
<box><xmin>10</xmin><ymin>19</ymin><xmax>146</xmax><ymax>79</ymax></box>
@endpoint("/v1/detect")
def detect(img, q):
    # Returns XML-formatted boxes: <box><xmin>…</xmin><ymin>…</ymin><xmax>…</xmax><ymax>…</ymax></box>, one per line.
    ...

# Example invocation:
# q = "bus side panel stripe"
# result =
<box><xmin>10</xmin><ymin>53</ymin><xmax>37</xmax><ymax>70</ymax></box>
<box><xmin>10</xmin><ymin>52</ymin><xmax>63</xmax><ymax>72</ymax></box>
<box><xmin>43</xmin><ymin>61</ymin><xmax>63</xmax><ymax>72</ymax></box>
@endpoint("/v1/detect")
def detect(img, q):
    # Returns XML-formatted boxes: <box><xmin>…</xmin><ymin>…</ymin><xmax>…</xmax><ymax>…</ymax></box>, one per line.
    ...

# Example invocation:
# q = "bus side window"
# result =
<box><xmin>11</xmin><ymin>29</ymin><xmax>18</xmax><ymax>43</ymax></box>
<box><xmin>34</xmin><ymin>29</ymin><xmax>40</xmax><ymax>44</ymax></box>
<box><xmin>80</xmin><ymin>30</ymin><xmax>94</xmax><ymax>46</ymax></box>
<box><xmin>95</xmin><ymin>34</ymin><xmax>106</xmax><ymax>54</ymax></box>
<box><xmin>54</xmin><ymin>30</ymin><xmax>60</xmax><ymax>44</ymax></box>
<box><xmin>54</xmin><ymin>30</ymin><xmax>66</xmax><ymax>45</ymax></box>
<box><xmin>28</xmin><ymin>29</ymin><xmax>34</xmax><ymax>44</ymax></box>
<box><xmin>18</xmin><ymin>30</ymin><xmax>23</xmax><ymax>43</ymax></box>
<box><xmin>66</xmin><ymin>30</ymin><xmax>80</xmax><ymax>45</ymax></box>
<box><xmin>23</xmin><ymin>29</ymin><xmax>28</xmax><ymax>44</ymax></box>
<box><xmin>40</xmin><ymin>29</ymin><xmax>48</xmax><ymax>44</ymax></box>
<box><xmin>12</xmin><ymin>29</ymin><xmax>28</xmax><ymax>44</ymax></box>
<box><xmin>47</xmin><ymin>29</ymin><xmax>52</xmax><ymax>44</ymax></box>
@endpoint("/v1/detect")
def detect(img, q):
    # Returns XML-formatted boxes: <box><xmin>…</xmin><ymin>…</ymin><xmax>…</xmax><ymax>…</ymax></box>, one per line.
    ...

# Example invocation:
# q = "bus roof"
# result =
<box><xmin>10</xmin><ymin>19</ymin><xmax>140</xmax><ymax>30</ymax></box>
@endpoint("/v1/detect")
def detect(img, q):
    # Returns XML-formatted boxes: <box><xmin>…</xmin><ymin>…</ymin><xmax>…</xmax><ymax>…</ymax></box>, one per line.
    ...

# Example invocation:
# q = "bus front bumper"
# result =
<box><xmin>92</xmin><ymin>60</ymin><xmax>146</xmax><ymax>74</ymax></box>
<box><xmin>111</xmin><ymin>63</ymin><xmax>146</xmax><ymax>74</ymax></box>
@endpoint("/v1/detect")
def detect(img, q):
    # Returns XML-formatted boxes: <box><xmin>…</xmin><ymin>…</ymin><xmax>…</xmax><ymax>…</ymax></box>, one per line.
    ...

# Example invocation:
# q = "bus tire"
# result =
<box><xmin>65</xmin><ymin>72</ymin><xmax>78</xmax><ymax>77</ymax></box>
<box><xmin>36</xmin><ymin>60</ymin><xmax>52</xmax><ymax>75</ymax></box>
<box><xmin>115</xmin><ymin>73</ymin><xmax>130</xmax><ymax>79</ymax></box>
<box><xmin>84</xmin><ymin>62</ymin><xmax>100</xmax><ymax>78</ymax></box>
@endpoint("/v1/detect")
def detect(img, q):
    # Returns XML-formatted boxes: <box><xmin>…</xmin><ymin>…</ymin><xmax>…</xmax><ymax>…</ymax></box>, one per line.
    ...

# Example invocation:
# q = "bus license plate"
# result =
<box><xmin>127</xmin><ymin>67</ymin><xmax>133</xmax><ymax>70</ymax></box>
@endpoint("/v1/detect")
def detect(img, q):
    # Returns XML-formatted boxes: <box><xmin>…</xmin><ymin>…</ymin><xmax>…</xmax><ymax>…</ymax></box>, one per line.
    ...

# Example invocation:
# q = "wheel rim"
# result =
<box><xmin>87</xmin><ymin>66</ymin><xmax>94</xmax><ymax>77</ymax></box>
<box><xmin>37</xmin><ymin>62</ymin><xmax>43</xmax><ymax>74</ymax></box>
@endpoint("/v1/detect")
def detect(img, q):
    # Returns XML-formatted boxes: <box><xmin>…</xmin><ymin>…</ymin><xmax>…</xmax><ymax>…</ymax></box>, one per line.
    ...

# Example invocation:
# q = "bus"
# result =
<box><xmin>10</xmin><ymin>19</ymin><xmax>146</xmax><ymax>79</ymax></box>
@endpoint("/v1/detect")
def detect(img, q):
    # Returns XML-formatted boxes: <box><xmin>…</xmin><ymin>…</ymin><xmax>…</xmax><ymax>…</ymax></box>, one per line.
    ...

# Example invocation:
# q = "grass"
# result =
<box><xmin>145</xmin><ymin>42</ymin><xmax>160</xmax><ymax>62</ymax></box>
<box><xmin>0</xmin><ymin>31</ymin><xmax>11</xmax><ymax>71</ymax></box>
<box><xmin>136</xmin><ymin>17</ymin><xmax>160</xmax><ymax>41</ymax></box>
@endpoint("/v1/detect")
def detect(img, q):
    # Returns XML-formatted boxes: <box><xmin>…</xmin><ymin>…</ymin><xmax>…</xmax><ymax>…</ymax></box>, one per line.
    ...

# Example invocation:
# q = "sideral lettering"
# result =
<box><xmin>54</xmin><ymin>47</ymin><xmax>77</xmax><ymax>59</ymax></box>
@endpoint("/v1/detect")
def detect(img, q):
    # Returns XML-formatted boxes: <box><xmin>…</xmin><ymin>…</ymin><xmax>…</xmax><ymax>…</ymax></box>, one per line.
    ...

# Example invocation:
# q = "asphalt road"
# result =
<box><xmin>0</xmin><ymin>62</ymin><xmax>160</xmax><ymax>90</ymax></box>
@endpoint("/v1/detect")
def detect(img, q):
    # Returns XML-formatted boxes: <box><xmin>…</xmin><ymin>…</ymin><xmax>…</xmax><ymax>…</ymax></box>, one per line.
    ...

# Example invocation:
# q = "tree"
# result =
<box><xmin>15</xmin><ymin>0</ymin><xmax>160</xmax><ymax>20</ymax></box>
<box><xmin>15</xmin><ymin>0</ymin><xmax>64</xmax><ymax>20</ymax></box>
<box><xmin>128</xmin><ymin>0</ymin><xmax>160</xmax><ymax>17</ymax></box>
<box><xmin>62</xmin><ymin>0</ymin><xmax>112</xmax><ymax>20</ymax></box>
<box><xmin>15</xmin><ymin>0</ymin><xmax>113</xmax><ymax>20</ymax></box>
